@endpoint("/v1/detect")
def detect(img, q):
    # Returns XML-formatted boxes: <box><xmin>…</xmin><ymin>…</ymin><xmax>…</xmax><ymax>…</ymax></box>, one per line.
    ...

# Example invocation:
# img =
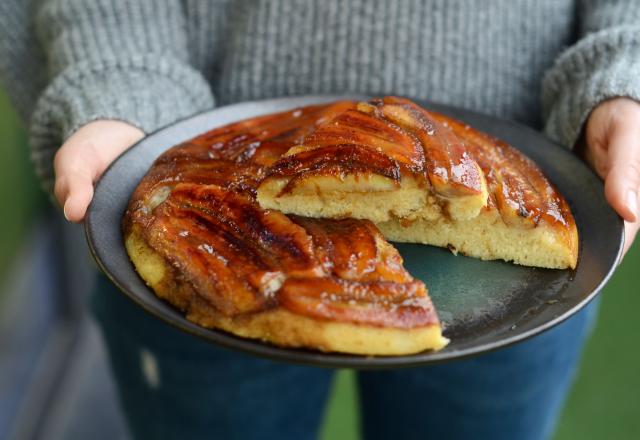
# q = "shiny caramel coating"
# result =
<box><xmin>123</xmin><ymin>102</ymin><xmax>439</xmax><ymax>329</ymax></box>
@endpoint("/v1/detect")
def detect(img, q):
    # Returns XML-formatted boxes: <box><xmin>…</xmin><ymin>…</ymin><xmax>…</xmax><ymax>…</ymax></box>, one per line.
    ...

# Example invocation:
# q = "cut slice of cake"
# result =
<box><xmin>125</xmin><ymin>183</ymin><xmax>448</xmax><ymax>355</ymax></box>
<box><xmin>257</xmin><ymin>97</ymin><xmax>578</xmax><ymax>269</ymax></box>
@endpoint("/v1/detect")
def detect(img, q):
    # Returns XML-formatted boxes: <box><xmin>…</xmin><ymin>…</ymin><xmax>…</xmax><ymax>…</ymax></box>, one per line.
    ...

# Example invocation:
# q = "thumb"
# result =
<box><xmin>53</xmin><ymin>144</ymin><xmax>101</xmax><ymax>223</ymax></box>
<box><xmin>603</xmin><ymin>120</ymin><xmax>640</xmax><ymax>223</ymax></box>
<box><xmin>61</xmin><ymin>170</ymin><xmax>95</xmax><ymax>223</ymax></box>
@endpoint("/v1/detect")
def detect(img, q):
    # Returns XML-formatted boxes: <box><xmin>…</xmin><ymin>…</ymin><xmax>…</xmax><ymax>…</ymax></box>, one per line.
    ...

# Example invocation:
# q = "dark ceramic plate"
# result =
<box><xmin>85</xmin><ymin>96</ymin><xmax>623</xmax><ymax>369</ymax></box>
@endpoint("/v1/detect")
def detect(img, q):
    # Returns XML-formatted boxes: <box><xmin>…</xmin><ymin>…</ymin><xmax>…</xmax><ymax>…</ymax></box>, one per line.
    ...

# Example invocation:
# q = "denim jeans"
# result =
<box><xmin>92</xmin><ymin>273</ymin><xmax>598</xmax><ymax>440</ymax></box>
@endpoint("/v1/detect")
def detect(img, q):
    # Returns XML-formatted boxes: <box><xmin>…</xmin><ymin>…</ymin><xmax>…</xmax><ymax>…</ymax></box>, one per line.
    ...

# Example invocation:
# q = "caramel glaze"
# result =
<box><xmin>124</xmin><ymin>101</ymin><xmax>439</xmax><ymax>329</ymax></box>
<box><xmin>125</xmin><ymin>97</ymin><xmax>577</xmax><ymax>329</ymax></box>
<box><xmin>371</xmin><ymin>97</ymin><xmax>485</xmax><ymax>197</ymax></box>
<box><xmin>264</xmin><ymin>96</ymin><xmax>485</xmax><ymax>198</ymax></box>
<box><xmin>429</xmin><ymin>112</ymin><xmax>577</xmax><ymax>235</ymax></box>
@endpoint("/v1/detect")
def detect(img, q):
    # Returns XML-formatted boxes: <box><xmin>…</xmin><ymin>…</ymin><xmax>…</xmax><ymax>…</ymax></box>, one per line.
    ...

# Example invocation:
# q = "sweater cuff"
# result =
<box><xmin>29</xmin><ymin>54</ymin><xmax>215</xmax><ymax>191</ymax></box>
<box><xmin>542</xmin><ymin>26</ymin><xmax>640</xmax><ymax>148</ymax></box>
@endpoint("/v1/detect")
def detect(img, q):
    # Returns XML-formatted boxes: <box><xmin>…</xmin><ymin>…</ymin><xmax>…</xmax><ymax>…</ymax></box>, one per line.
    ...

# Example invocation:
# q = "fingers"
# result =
<box><xmin>53</xmin><ymin>120</ymin><xmax>145</xmax><ymax>223</ymax></box>
<box><xmin>603</xmin><ymin>115</ymin><xmax>640</xmax><ymax>223</ymax></box>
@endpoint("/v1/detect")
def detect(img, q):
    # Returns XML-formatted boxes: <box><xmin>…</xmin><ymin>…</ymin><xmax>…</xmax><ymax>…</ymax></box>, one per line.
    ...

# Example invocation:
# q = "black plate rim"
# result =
<box><xmin>85</xmin><ymin>95</ymin><xmax>624</xmax><ymax>369</ymax></box>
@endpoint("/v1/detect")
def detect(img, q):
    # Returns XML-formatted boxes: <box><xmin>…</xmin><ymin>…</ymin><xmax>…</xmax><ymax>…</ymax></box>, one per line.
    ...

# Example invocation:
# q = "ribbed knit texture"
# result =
<box><xmin>542</xmin><ymin>0</ymin><xmax>640</xmax><ymax>146</ymax></box>
<box><xmin>0</xmin><ymin>0</ymin><xmax>639</xmax><ymax>191</ymax></box>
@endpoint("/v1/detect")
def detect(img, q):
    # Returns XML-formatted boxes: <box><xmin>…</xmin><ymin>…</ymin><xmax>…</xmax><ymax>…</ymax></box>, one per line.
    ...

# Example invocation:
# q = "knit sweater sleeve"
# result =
<box><xmin>542</xmin><ymin>0</ymin><xmax>640</xmax><ymax>148</ymax></box>
<box><xmin>30</xmin><ymin>0</ymin><xmax>214</xmax><ymax>190</ymax></box>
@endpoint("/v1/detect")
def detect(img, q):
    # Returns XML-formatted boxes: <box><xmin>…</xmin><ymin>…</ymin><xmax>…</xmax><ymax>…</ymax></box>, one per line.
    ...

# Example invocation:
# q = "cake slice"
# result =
<box><xmin>125</xmin><ymin>184</ymin><xmax>447</xmax><ymax>355</ymax></box>
<box><xmin>258</xmin><ymin>97</ymin><xmax>578</xmax><ymax>269</ymax></box>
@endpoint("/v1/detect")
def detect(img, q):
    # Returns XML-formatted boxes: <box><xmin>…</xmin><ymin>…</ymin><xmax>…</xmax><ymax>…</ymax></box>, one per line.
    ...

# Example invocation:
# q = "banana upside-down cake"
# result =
<box><xmin>123</xmin><ymin>97</ymin><xmax>578</xmax><ymax>355</ymax></box>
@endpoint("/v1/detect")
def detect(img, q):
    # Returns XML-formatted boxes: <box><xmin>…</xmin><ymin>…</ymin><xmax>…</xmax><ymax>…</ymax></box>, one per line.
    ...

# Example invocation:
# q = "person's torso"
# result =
<box><xmin>184</xmin><ymin>0</ymin><xmax>578</xmax><ymax>128</ymax></box>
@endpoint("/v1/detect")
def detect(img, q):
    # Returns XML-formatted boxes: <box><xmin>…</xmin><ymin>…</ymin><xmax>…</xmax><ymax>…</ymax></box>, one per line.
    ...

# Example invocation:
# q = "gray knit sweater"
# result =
<box><xmin>0</xmin><ymin>0</ymin><xmax>639</xmax><ymax>191</ymax></box>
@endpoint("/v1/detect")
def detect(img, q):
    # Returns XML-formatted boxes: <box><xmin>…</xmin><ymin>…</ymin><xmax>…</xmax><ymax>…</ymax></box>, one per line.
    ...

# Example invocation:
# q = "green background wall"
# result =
<box><xmin>0</xmin><ymin>90</ymin><xmax>44</xmax><ymax>282</ymax></box>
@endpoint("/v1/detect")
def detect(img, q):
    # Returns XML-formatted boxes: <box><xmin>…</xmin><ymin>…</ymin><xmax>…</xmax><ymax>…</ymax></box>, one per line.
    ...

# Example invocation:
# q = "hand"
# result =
<box><xmin>583</xmin><ymin>97</ymin><xmax>640</xmax><ymax>256</ymax></box>
<box><xmin>53</xmin><ymin>120</ymin><xmax>144</xmax><ymax>223</ymax></box>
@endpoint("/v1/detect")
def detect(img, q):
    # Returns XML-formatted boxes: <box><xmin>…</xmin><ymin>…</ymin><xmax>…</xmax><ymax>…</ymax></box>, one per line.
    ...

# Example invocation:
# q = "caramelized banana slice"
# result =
<box><xmin>290</xmin><ymin>107</ymin><xmax>426</xmax><ymax>170</ymax></box>
<box><xmin>257</xmin><ymin>102</ymin><xmax>429</xmax><ymax>222</ymax></box>
<box><xmin>372</xmin><ymin>97</ymin><xmax>488</xmax><ymax>219</ymax></box>
<box><xmin>290</xmin><ymin>216</ymin><xmax>414</xmax><ymax>283</ymax></box>
<box><xmin>139</xmin><ymin>183</ymin><xmax>327</xmax><ymax>315</ymax></box>
<box><xmin>279</xmin><ymin>277</ymin><xmax>438</xmax><ymax>329</ymax></box>
<box><xmin>431</xmin><ymin>112</ymin><xmax>561</xmax><ymax>229</ymax></box>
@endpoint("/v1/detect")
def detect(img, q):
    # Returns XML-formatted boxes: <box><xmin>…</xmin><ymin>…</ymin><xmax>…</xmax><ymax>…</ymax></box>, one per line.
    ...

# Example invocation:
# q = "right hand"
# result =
<box><xmin>53</xmin><ymin>120</ymin><xmax>144</xmax><ymax>223</ymax></box>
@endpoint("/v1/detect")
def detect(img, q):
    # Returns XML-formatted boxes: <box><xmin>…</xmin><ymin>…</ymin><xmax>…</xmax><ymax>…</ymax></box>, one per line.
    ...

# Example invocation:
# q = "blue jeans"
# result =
<box><xmin>92</xmin><ymin>274</ymin><xmax>598</xmax><ymax>440</ymax></box>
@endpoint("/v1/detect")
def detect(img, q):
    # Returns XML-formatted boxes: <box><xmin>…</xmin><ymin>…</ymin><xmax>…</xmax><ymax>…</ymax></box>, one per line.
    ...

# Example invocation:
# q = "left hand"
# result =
<box><xmin>583</xmin><ymin>97</ymin><xmax>640</xmax><ymax>257</ymax></box>
<box><xmin>53</xmin><ymin>120</ymin><xmax>145</xmax><ymax>223</ymax></box>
